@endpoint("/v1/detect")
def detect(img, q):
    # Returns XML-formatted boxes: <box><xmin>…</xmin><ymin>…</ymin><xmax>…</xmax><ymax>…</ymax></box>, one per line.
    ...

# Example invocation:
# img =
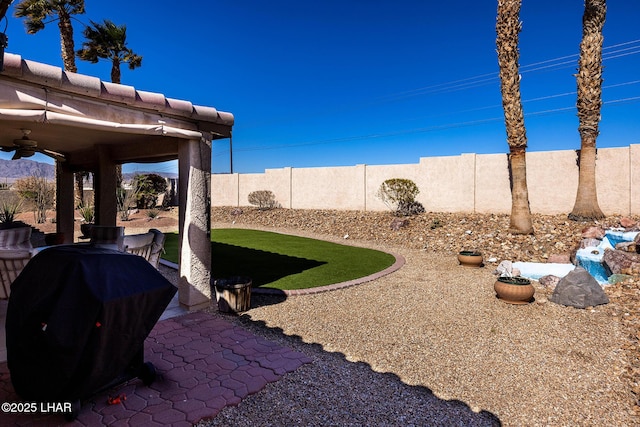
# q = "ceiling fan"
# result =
<box><xmin>1</xmin><ymin>129</ymin><xmax>66</xmax><ymax>162</ymax></box>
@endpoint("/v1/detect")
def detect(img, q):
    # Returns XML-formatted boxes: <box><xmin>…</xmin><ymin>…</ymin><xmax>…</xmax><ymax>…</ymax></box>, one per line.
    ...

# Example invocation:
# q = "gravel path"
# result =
<box><xmin>195</xmin><ymin>215</ymin><xmax>638</xmax><ymax>426</ymax></box>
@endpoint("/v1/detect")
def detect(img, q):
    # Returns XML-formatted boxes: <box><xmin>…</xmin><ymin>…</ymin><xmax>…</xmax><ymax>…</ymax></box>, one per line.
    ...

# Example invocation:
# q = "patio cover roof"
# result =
<box><xmin>0</xmin><ymin>52</ymin><xmax>233</xmax><ymax>171</ymax></box>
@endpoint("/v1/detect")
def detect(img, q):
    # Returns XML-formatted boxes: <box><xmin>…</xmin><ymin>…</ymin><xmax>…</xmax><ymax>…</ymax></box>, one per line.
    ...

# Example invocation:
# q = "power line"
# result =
<box><xmin>229</xmin><ymin>94</ymin><xmax>640</xmax><ymax>154</ymax></box>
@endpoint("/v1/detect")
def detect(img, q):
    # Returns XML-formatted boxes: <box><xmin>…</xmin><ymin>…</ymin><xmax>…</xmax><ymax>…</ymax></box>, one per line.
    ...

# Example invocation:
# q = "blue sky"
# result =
<box><xmin>2</xmin><ymin>0</ymin><xmax>639</xmax><ymax>174</ymax></box>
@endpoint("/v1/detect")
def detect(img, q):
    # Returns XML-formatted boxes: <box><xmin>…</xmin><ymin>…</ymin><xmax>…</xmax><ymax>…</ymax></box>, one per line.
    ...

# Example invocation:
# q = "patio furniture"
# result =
<box><xmin>123</xmin><ymin>229</ymin><xmax>165</xmax><ymax>269</ymax></box>
<box><xmin>88</xmin><ymin>226</ymin><xmax>125</xmax><ymax>251</ymax></box>
<box><xmin>0</xmin><ymin>226</ymin><xmax>33</xmax><ymax>250</ymax></box>
<box><xmin>0</xmin><ymin>250</ymin><xmax>31</xmax><ymax>299</ymax></box>
<box><xmin>6</xmin><ymin>245</ymin><xmax>176</xmax><ymax>419</ymax></box>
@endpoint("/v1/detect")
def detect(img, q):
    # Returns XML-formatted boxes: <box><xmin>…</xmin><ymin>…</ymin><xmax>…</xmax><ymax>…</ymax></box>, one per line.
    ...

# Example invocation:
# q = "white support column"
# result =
<box><xmin>178</xmin><ymin>137</ymin><xmax>212</xmax><ymax>310</ymax></box>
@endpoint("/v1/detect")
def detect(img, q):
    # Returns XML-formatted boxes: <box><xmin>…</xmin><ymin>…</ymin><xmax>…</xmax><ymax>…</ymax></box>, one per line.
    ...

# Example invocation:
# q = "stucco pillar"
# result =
<box><xmin>55</xmin><ymin>160</ymin><xmax>75</xmax><ymax>243</ymax></box>
<box><xmin>178</xmin><ymin>137</ymin><xmax>212</xmax><ymax>310</ymax></box>
<box><xmin>93</xmin><ymin>145</ymin><xmax>117</xmax><ymax>226</ymax></box>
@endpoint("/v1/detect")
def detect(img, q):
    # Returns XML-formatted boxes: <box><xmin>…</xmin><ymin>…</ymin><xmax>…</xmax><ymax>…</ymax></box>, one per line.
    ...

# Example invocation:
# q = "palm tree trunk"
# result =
<box><xmin>569</xmin><ymin>0</ymin><xmax>606</xmax><ymax>221</ymax></box>
<box><xmin>57</xmin><ymin>9</ymin><xmax>77</xmax><ymax>72</ymax></box>
<box><xmin>509</xmin><ymin>147</ymin><xmax>533</xmax><ymax>234</ymax></box>
<box><xmin>111</xmin><ymin>58</ymin><xmax>121</xmax><ymax>84</ymax></box>
<box><xmin>75</xmin><ymin>172</ymin><xmax>84</xmax><ymax>207</ymax></box>
<box><xmin>569</xmin><ymin>143</ymin><xmax>603</xmax><ymax>221</ymax></box>
<box><xmin>496</xmin><ymin>0</ymin><xmax>533</xmax><ymax>234</ymax></box>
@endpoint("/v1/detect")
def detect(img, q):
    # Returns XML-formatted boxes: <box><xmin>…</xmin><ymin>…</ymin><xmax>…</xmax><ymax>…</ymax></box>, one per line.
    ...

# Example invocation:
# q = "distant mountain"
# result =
<box><xmin>0</xmin><ymin>158</ymin><xmax>177</xmax><ymax>183</ymax></box>
<box><xmin>0</xmin><ymin>158</ymin><xmax>55</xmax><ymax>182</ymax></box>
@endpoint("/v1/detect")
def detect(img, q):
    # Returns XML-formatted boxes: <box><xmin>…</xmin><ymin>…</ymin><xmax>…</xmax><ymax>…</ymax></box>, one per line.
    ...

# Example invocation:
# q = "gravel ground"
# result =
<box><xmin>190</xmin><ymin>207</ymin><xmax>640</xmax><ymax>427</ymax></box>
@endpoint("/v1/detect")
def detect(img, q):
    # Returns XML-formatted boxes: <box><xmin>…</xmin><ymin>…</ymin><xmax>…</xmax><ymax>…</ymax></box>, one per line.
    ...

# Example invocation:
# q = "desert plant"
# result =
<box><xmin>0</xmin><ymin>200</ymin><xmax>21</xmax><ymax>224</ymax></box>
<box><xmin>248</xmin><ymin>190</ymin><xmax>279</xmax><ymax>210</ymax></box>
<box><xmin>78</xmin><ymin>203</ymin><xmax>94</xmax><ymax>223</ymax></box>
<box><xmin>147</xmin><ymin>208</ymin><xmax>160</xmax><ymax>219</ymax></box>
<box><xmin>117</xmin><ymin>185</ymin><xmax>140</xmax><ymax>221</ymax></box>
<box><xmin>377</xmin><ymin>178</ymin><xmax>424</xmax><ymax>216</ymax></box>
<box><xmin>14</xmin><ymin>174</ymin><xmax>55</xmax><ymax>224</ymax></box>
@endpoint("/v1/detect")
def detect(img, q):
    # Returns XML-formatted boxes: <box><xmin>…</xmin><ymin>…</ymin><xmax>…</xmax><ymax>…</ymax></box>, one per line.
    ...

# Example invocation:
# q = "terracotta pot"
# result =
<box><xmin>494</xmin><ymin>277</ymin><xmax>535</xmax><ymax>304</ymax></box>
<box><xmin>457</xmin><ymin>251</ymin><xmax>483</xmax><ymax>267</ymax></box>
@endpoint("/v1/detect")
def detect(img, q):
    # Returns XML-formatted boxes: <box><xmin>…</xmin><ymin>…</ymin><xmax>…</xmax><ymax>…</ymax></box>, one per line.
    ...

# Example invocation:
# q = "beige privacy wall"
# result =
<box><xmin>211</xmin><ymin>144</ymin><xmax>639</xmax><ymax>215</ymax></box>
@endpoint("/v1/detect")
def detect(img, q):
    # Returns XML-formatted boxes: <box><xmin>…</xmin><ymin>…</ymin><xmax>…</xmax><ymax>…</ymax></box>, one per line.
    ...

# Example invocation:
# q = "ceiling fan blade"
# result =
<box><xmin>1</xmin><ymin>146</ymin><xmax>16</xmax><ymax>152</ymax></box>
<box><xmin>37</xmin><ymin>147</ymin><xmax>66</xmax><ymax>162</ymax></box>
<box><xmin>13</xmin><ymin>148</ymin><xmax>36</xmax><ymax>160</ymax></box>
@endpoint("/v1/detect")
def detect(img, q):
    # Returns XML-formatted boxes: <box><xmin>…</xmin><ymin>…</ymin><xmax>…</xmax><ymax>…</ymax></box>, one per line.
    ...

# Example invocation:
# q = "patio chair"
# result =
<box><xmin>123</xmin><ymin>229</ymin><xmax>165</xmax><ymax>269</ymax></box>
<box><xmin>0</xmin><ymin>250</ymin><xmax>32</xmax><ymax>299</ymax></box>
<box><xmin>89</xmin><ymin>226</ymin><xmax>125</xmax><ymax>251</ymax></box>
<box><xmin>0</xmin><ymin>226</ymin><xmax>33</xmax><ymax>250</ymax></box>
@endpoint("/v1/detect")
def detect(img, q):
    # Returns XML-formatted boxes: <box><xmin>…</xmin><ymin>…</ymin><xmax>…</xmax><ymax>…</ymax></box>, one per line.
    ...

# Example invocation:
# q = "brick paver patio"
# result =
<box><xmin>0</xmin><ymin>311</ymin><xmax>312</xmax><ymax>426</ymax></box>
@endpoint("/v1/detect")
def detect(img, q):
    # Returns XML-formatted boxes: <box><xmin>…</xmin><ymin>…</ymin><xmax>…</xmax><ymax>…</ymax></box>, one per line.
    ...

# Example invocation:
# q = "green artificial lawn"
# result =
<box><xmin>162</xmin><ymin>228</ymin><xmax>395</xmax><ymax>291</ymax></box>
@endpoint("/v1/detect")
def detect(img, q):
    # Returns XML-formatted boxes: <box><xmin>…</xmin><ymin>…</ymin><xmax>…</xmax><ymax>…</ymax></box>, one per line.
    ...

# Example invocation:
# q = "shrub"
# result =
<box><xmin>248</xmin><ymin>190</ymin><xmax>279</xmax><ymax>210</ymax></box>
<box><xmin>133</xmin><ymin>174</ymin><xmax>168</xmax><ymax>209</ymax></box>
<box><xmin>397</xmin><ymin>200</ymin><xmax>426</xmax><ymax>216</ymax></box>
<box><xmin>376</xmin><ymin>178</ymin><xmax>424</xmax><ymax>216</ymax></box>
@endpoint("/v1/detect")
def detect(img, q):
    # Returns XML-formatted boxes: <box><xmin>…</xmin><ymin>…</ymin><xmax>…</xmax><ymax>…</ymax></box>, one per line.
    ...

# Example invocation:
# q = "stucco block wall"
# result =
<box><xmin>474</xmin><ymin>153</ymin><xmax>511</xmax><ymax>214</ymax></box>
<box><xmin>211</xmin><ymin>144</ymin><xmax>639</xmax><ymax>215</ymax></box>
<box><xmin>526</xmin><ymin>150</ymin><xmax>579</xmax><ymax>214</ymax></box>
<box><xmin>291</xmin><ymin>165</ymin><xmax>366</xmax><ymax>210</ymax></box>
<box><xmin>631</xmin><ymin>145</ymin><xmax>640</xmax><ymax>215</ymax></box>
<box><xmin>211</xmin><ymin>173</ymin><xmax>239</xmax><ymax>206</ymax></box>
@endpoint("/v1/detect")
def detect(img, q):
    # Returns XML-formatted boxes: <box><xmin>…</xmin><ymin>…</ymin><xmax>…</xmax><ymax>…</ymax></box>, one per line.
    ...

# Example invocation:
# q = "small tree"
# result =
<box><xmin>133</xmin><ymin>174</ymin><xmax>167</xmax><ymax>209</ymax></box>
<box><xmin>14</xmin><ymin>175</ymin><xmax>55</xmax><ymax>223</ymax></box>
<box><xmin>376</xmin><ymin>178</ymin><xmax>425</xmax><ymax>216</ymax></box>
<box><xmin>248</xmin><ymin>190</ymin><xmax>279</xmax><ymax>210</ymax></box>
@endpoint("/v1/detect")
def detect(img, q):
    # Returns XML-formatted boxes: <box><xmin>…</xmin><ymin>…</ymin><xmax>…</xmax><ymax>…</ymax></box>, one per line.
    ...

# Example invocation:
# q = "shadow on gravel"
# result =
<box><xmin>205</xmin><ymin>312</ymin><xmax>503</xmax><ymax>426</ymax></box>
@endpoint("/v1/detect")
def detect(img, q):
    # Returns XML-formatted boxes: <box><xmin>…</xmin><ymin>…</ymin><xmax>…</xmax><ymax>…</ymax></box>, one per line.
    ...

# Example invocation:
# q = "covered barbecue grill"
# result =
<box><xmin>5</xmin><ymin>245</ymin><xmax>176</xmax><ymax>415</ymax></box>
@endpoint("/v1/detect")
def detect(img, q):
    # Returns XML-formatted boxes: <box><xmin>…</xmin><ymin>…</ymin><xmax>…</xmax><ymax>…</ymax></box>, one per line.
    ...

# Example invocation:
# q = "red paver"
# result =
<box><xmin>0</xmin><ymin>311</ymin><xmax>312</xmax><ymax>425</ymax></box>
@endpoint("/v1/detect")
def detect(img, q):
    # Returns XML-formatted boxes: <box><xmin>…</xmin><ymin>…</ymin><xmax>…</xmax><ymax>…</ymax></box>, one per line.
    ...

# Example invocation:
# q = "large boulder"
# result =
<box><xmin>602</xmin><ymin>248</ymin><xmax>640</xmax><ymax>275</ymax></box>
<box><xmin>549</xmin><ymin>267</ymin><xmax>609</xmax><ymax>309</ymax></box>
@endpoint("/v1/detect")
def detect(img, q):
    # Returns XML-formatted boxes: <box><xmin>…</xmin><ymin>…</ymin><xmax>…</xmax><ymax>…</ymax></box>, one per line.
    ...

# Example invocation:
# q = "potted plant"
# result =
<box><xmin>494</xmin><ymin>274</ymin><xmax>535</xmax><ymax>304</ymax></box>
<box><xmin>78</xmin><ymin>204</ymin><xmax>95</xmax><ymax>237</ymax></box>
<box><xmin>457</xmin><ymin>250</ymin><xmax>483</xmax><ymax>267</ymax></box>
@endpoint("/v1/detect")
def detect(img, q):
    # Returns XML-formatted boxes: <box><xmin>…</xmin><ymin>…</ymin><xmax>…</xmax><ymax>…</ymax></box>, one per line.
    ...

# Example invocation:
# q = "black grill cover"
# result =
<box><xmin>6</xmin><ymin>245</ymin><xmax>177</xmax><ymax>401</ymax></box>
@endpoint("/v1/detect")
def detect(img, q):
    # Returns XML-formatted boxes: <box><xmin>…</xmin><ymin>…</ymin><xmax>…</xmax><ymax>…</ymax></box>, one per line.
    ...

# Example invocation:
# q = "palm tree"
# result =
<box><xmin>0</xmin><ymin>1</ymin><xmax>13</xmax><ymax>21</ymax></box>
<box><xmin>569</xmin><ymin>0</ymin><xmax>606</xmax><ymax>221</ymax></box>
<box><xmin>14</xmin><ymin>0</ymin><xmax>85</xmax><ymax>72</ymax></box>
<box><xmin>496</xmin><ymin>0</ymin><xmax>533</xmax><ymax>234</ymax></box>
<box><xmin>76</xmin><ymin>19</ymin><xmax>142</xmax><ymax>84</ymax></box>
<box><xmin>77</xmin><ymin>19</ymin><xmax>142</xmax><ymax>191</ymax></box>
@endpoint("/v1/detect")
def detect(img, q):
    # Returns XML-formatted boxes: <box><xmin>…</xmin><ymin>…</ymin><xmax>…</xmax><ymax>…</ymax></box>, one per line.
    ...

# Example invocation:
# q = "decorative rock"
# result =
<box><xmin>231</xmin><ymin>208</ymin><xmax>243</xmax><ymax>216</ymax></box>
<box><xmin>549</xmin><ymin>267</ymin><xmax>609</xmax><ymax>309</ymax></box>
<box><xmin>620</xmin><ymin>217</ymin><xmax>637</xmax><ymax>228</ymax></box>
<box><xmin>538</xmin><ymin>275</ymin><xmax>561</xmax><ymax>290</ymax></box>
<box><xmin>615</xmin><ymin>241</ymin><xmax>637</xmax><ymax>253</ymax></box>
<box><xmin>581</xmin><ymin>226</ymin><xmax>605</xmax><ymax>239</ymax></box>
<box><xmin>579</xmin><ymin>238</ymin><xmax>603</xmax><ymax>249</ymax></box>
<box><xmin>608</xmin><ymin>273</ymin><xmax>635</xmax><ymax>285</ymax></box>
<box><xmin>547</xmin><ymin>253</ymin><xmax>571</xmax><ymax>264</ymax></box>
<box><xmin>603</xmin><ymin>248</ymin><xmax>640</xmax><ymax>276</ymax></box>
<box><xmin>493</xmin><ymin>260</ymin><xmax>520</xmax><ymax>277</ymax></box>
<box><xmin>390</xmin><ymin>218</ymin><xmax>409</xmax><ymax>231</ymax></box>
